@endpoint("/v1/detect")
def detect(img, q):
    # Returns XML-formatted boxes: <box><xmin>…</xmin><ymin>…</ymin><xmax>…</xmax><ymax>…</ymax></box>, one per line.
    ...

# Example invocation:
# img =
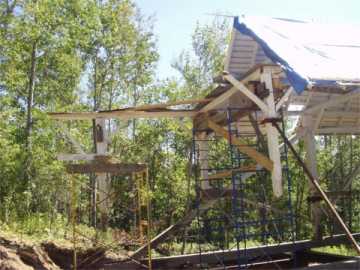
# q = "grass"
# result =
<box><xmin>312</xmin><ymin>245</ymin><xmax>358</xmax><ymax>257</ymax></box>
<box><xmin>0</xmin><ymin>214</ymin><xmax>129</xmax><ymax>253</ymax></box>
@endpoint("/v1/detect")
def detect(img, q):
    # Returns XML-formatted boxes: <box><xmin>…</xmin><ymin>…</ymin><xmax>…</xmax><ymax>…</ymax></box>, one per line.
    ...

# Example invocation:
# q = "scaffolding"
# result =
<box><xmin>65</xmin><ymin>165</ymin><xmax>152</xmax><ymax>270</ymax></box>
<box><xmin>192</xmin><ymin>108</ymin><xmax>295</xmax><ymax>269</ymax></box>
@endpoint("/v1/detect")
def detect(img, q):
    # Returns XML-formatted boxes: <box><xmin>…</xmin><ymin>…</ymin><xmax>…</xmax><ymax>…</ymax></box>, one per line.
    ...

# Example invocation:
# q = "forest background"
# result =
<box><xmin>0</xmin><ymin>0</ymin><xmax>359</xmax><ymax>253</ymax></box>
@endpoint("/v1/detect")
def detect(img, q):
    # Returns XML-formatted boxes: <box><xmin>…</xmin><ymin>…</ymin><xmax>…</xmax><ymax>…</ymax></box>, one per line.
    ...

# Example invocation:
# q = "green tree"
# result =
<box><xmin>172</xmin><ymin>17</ymin><xmax>230</xmax><ymax>97</ymax></box>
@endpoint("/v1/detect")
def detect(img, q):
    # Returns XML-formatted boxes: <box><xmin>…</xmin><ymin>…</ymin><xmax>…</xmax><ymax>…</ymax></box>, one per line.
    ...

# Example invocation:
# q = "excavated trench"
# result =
<box><xmin>0</xmin><ymin>236</ymin><xmax>124</xmax><ymax>270</ymax></box>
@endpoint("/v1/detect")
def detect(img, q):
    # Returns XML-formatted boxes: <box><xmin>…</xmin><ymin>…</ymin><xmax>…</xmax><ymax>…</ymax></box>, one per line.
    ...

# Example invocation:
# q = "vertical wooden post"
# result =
<box><xmin>261</xmin><ymin>72</ymin><xmax>283</xmax><ymax>197</ymax></box>
<box><xmin>95</xmin><ymin>118</ymin><xmax>110</xmax><ymax>229</ymax></box>
<box><xmin>302</xmin><ymin>116</ymin><xmax>322</xmax><ymax>240</ymax></box>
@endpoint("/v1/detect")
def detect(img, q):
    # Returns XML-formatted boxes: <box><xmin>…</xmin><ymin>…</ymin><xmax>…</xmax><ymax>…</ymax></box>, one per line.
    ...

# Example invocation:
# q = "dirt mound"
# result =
<box><xmin>42</xmin><ymin>242</ymin><xmax>109</xmax><ymax>269</ymax></box>
<box><xmin>0</xmin><ymin>235</ymin><xmax>132</xmax><ymax>270</ymax></box>
<box><xmin>0</xmin><ymin>246</ymin><xmax>33</xmax><ymax>270</ymax></box>
<box><xmin>0</xmin><ymin>236</ymin><xmax>61</xmax><ymax>270</ymax></box>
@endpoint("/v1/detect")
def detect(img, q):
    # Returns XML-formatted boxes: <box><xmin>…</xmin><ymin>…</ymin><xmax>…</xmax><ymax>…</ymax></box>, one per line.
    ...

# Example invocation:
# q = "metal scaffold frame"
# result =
<box><xmin>65</xmin><ymin>166</ymin><xmax>152</xmax><ymax>270</ymax></box>
<box><xmin>192</xmin><ymin>108</ymin><xmax>295</xmax><ymax>269</ymax></box>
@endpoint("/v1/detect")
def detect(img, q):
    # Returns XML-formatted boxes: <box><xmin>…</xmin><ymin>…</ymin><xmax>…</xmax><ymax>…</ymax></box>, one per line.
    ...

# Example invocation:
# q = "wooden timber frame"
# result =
<box><xmin>49</xmin><ymin>63</ymin><xmax>360</xmax><ymax>264</ymax></box>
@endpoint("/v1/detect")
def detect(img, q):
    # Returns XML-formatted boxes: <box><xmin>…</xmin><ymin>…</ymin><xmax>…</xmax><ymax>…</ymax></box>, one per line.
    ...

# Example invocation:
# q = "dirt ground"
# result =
<box><xmin>0</xmin><ymin>235</ymin><xmax>129</xmax><ymax>270</ymax></box>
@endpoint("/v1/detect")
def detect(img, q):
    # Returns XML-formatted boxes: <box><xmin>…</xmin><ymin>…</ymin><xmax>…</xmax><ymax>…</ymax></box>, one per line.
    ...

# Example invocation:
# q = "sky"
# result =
<box><xmin>135</xmin><ymin>0</ymin><xmax>360</xmax><ymax>79</ymax></box>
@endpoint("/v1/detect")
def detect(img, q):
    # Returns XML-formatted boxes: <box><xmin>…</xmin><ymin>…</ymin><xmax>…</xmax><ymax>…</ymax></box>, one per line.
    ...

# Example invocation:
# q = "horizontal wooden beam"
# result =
<box><xmin>49</xmin><ymin>110</ymin><xmax>196</xmax><ymax>120</ymax></box>
<box><xmin>205</xmin><ymin>165</ymin><xmax>258</xmax><ymax>180</ymax></box>
<box><xmin>316</xmin><ymin>126</ymin><xmax>360</xmax><ymax>134</ymax></box>
<box><xmin>287</xmin><ymin>110</ymin><xmax>360</xmax><ymax>118</ymax></box>
<box><xmin>199</xmin><ymin>87</ymin><xmax>238</xmax><ymax>113</ymax></box>
<box><xmin>57</xmin><ymin>153</ymin><xmax>110</xmax><ymax>161</ymax></box>
<box><xmin>134</xmin><ymin>98</ymin><xmax>212</xmax><ymax>111</ymax></box>
<box><xmin>142</xmin><ymin>233</ymin><xmax>360</xmax><ymax>269</ymax></box>
<box><xmin>207</xmin><ymin>120</ymin><xmax>273</xmax><ymax>171</ymax></box>
<box><xmin>66</xmin><ymin>162</ymin><xmax>146</xmax><ymax>174</ymax></box>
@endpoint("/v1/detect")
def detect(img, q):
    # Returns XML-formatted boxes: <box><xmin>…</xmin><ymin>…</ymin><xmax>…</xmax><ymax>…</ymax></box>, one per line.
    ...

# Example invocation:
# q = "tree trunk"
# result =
<box><xmin>24</xmin><ymin>40</ymin><xmax>37</xmax><ymax>184</ymax></box>
<box><xmin>25</xmin><ymin>40</ymin><xmax>37</xmax><ymax>149</ymax></box>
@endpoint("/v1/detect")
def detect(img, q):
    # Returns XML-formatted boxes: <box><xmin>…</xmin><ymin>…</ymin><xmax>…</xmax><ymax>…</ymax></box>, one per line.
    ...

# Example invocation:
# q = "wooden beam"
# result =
<box><xmin>313</xmin><ymin>108</ymin><xmax>325</xmax><ymax>132</ymax></box>
<box><xmin>140</xmin><ymin>233</ymin><xmax>360</xmax><ymax>269</ymax></box>
<box><xmin>207</xmin><ymin>120</ymin><xmax>273</xmax><ymax>171</ymax></box>
<box><xmin>262</xmin><ymin>71</ymin><xmax>283</xmax><ymax>197</ymax></box>
<box><xmin>201</xmin><ymin>65</ymin><xmax>281</xmax><ymax>114</ymax></box>
<box><xmin>316</xmin><ymin>126</ymin><xmax>360</xmax><ymax>134</ymax></box>
<box><xmin>336</xmin><ymin>99</ymin><xmax>352</xmax><ymax>126</ymax></box>
<box><xmin>49</xmin><ymin>110</ymin><xmax>197</xmax><ymax>120</ymax></box>
<box><xmin>66</xmin><ymin>162</ymin><xmax>146</xmax><ymax>175</ymax></box>
<box><xmin>57</xmin><ymin>153</ymin><xmax>110</xmax><ymax>161</ymax></box>
<box><xmin>224</xmin><ymin>74</ymin><xmax>269</xmax><ymax>113</ymax></box>
<box><xmin>199</xmin><ymin>87</ymin><xmax>238</xmax><ymax>113</ymax></box>
<box><xmin>303</xmin><ymin>116</ymin><xmax>322</xmax><ymax>240</ymax></box>
<box><xmin>287</xmin><ymin>110</ymin><xmax>360</xmax><ymax>118</ymax></box>
<box><xmin>248</xmin><ymin>113</ymin><xmax>267</xmax><ymax>151</ymax></box>
<box><xmin>205</xmin><ymin>165</ymin><xmax>258</xmax><ymax>180</ymax></box>
<box><xmin>133</xmin><ymin>98</ymin><xmax>212</xmax><ymax>111</ymax></box>
<box><xmin>276</xmin><ymin>87</ymin><xmax>294</xmax><ymax>111</ymax></box>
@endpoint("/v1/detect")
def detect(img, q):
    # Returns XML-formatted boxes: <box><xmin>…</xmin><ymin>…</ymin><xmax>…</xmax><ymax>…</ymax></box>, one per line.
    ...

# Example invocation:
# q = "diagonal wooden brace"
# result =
<box><xmin>207</xmin><ymin>120</ymin><xmax>273</xmax><ymax>172</ymax></box>
<box><xmin>272</xmin><ymin>121</ymin><xmax>360</xmax><ymax>255</ymax></box>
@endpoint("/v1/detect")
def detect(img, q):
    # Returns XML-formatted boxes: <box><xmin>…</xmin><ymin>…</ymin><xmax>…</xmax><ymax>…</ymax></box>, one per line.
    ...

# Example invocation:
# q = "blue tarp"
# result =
<box><xmin>233</xmin><ymin>16</ymin><xmax>360</xmax><ymax>93</ymax></box>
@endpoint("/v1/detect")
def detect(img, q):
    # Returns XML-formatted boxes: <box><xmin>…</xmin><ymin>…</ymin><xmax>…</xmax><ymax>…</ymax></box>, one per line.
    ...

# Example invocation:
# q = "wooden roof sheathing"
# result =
<box><xmin>226</xmin><ymin>28</ymin><xmax>272</xmax><ymax>78</ymax></box>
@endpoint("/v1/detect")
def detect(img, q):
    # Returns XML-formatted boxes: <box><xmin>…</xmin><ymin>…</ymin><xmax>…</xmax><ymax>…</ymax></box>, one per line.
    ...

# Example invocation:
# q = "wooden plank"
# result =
<box><xmin>141</xmin><ymin>233</ymin><xmax>360</xmax><ymax>269</ymax></box>
<box><xmin>49</xmin><ymin>110</ymin><xmax>197</xmax><ymax>120</ymax></box>
<box><xmin>199</xmin><ymin>87</ymin><xmax>238</xmax><ymax>112</ymax></box>
<box><xmin>287</xmin><ymin>110</ymin><xmax>360</xmax><ymax>118</ymax></box>
<box><xmin>205</xmin><ymin>165</ymin><xmax>258</xmax><ymax>180</ymax></box>
<box><xmin>276</xmin><ymin>87</ymin><xmax>294</xmax><ymax>111</ymax></box>
<box><xmin>224</xmin><ymin>27</ymin><xmax>236</xmax><ymax>71</ymax></box>
<box><xmin>66</xmin><ymin>162</ymin><xmax>146</xmax><ymax>174</ymax></box>
<box><xmin>57</xmin><ymin>153</ymin><xmax>110</xmax><ymax>161</ymax></box>
<box><xmin>207</xmin><ymin>120</ymin><xmax>273</xmax><ymax>172</ymax></box>
<box><xmin>314</xmin><ymin>108</ymin><xmax>325</xmax><ymax>132</ymax></box>
<box><xmin>248</xmin><ymin>113</ymin><xmax>267</xmax><ymax>150</ymax></box>
<box><xmin>262</xmin><ymin>71</ymin><xmax>283</xmax><ymax>197</ymax></box>
<box><xmin>133</xmin><ymin>98</ymin><xmax>213</xmax><ymax>111</ymax></box>
<box><xmin>316</xmin><ymin>126</ymin><xmax>360</xmax><ymax>134</ymax></box>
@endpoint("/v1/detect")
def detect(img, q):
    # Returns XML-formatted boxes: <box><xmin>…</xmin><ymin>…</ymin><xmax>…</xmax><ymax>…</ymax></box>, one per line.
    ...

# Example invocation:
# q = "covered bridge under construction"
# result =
<box><xmin>50</xmin><ymin>16</ymin><xmax>360</xmax><ymax>269</ymax></box>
